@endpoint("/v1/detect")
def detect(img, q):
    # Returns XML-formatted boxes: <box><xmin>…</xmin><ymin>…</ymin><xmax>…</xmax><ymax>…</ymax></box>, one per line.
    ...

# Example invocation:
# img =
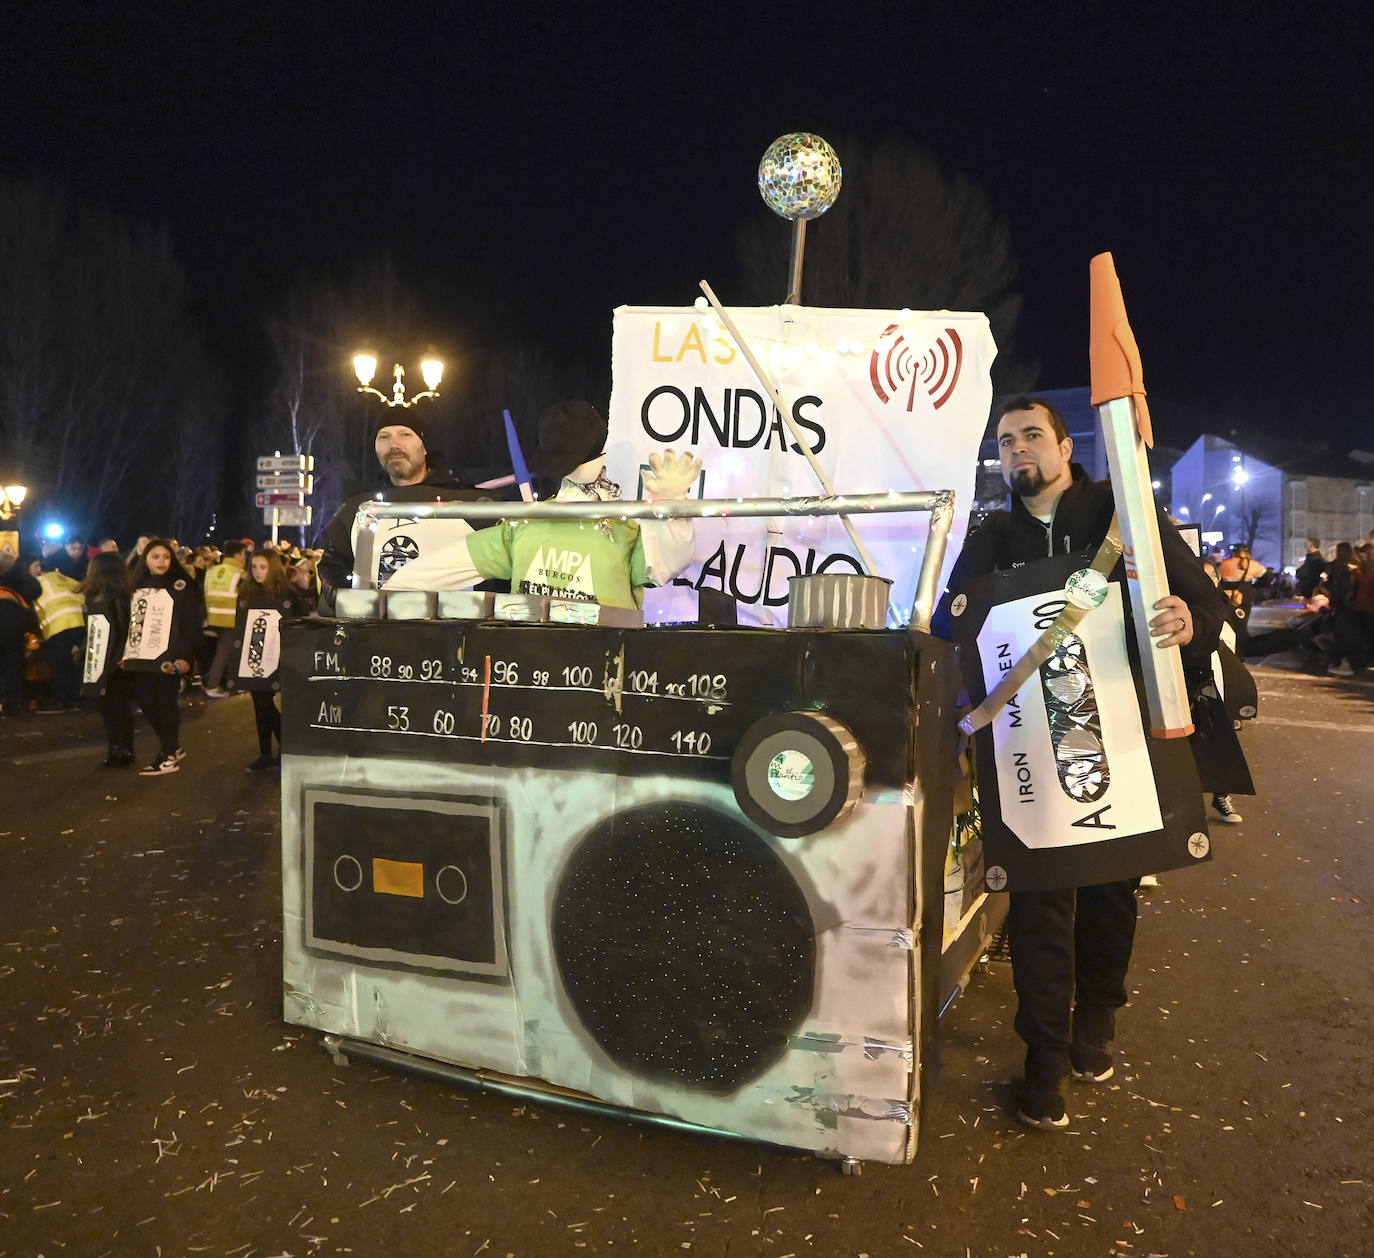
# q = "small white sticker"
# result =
<box><xmin>1188</xmin><ymin>832</ymin><xmax>1211</xmax><ymax>858</ymax></box>
<box><xmin>768</xmin><ymin>749</ymin><xmax>815</xmax><ymax>801</ymax></box>
<box><xmin>1065</xmin><ymin>567</ymin><xmax>1109</xmax><ymax>610</ymax></box>
<box><xmin>950</xmin><ymin>594</ymin><xmax>967</xmax><ymax>617</ymax></box>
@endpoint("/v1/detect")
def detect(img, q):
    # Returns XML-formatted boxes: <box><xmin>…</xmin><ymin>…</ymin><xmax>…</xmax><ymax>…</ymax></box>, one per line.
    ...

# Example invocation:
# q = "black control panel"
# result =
<box><xmin>281</xmin><ymin>620</ymin><xmax>922</xmax><ymax>789</ymax></box>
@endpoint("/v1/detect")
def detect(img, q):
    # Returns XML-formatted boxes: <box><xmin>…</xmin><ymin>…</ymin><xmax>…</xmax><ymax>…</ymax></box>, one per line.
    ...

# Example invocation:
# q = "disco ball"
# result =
<box><xmin>757</xmin><ymin>133</ymin><xmax>842</xmax><ymax>221</ymax></box>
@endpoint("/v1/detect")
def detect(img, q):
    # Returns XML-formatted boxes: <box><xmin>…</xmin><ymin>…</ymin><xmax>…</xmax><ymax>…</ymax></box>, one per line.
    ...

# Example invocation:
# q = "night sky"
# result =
<box><xmin>3</xmin><ymin>1</ymin><xmax>1370</xmax><ymax>451</ymax></box>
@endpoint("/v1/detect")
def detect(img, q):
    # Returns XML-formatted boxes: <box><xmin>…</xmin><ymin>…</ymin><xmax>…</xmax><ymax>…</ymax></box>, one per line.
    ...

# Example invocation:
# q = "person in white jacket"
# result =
<box><xmin>385</xmin><ymin>401</ymin><xmax>699</xmax><ymax>609</ymax></box>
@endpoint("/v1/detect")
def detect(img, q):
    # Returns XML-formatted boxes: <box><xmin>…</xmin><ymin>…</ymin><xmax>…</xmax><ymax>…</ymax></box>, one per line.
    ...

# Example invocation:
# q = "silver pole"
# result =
<box><xmin>350</xmin><ymin>490</ymin><xmax>957</xmax><ymax>619</ymax></box>
<box><xmin>356</xmin><ymin>489</ymin><xmax>948</xmax><ymax>525</ymax></box>
<box><xmin>909</xmin><ymin>489</ymin><xmax>956</xmax><ymax>632</ymax></box>
<box><xmin>785</xmin><ymin>219</ymin><xmax>806</xmax><ymax>305</ymax></box>
<box><xmin>698</xmin><ymin>281</ymin><xmax>882</xmax><ymax>579</ymax></box>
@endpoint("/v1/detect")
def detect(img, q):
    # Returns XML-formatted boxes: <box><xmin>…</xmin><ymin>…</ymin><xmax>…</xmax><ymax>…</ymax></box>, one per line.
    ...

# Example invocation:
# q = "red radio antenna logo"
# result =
<box><xmin>868</xmin><ymin>324</ymin><xmax>963</xmax><ymax>411</ymax></box>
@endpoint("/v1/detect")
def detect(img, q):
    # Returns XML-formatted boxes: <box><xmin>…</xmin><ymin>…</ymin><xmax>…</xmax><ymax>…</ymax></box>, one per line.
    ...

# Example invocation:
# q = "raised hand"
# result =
<box><xmin>642</xmin><ymin>450</ymin><xmax>702</xmax><ymax>502</ymax></box>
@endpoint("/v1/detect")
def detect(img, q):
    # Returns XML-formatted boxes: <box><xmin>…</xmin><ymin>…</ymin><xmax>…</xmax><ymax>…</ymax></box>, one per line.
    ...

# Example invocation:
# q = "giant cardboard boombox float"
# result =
<box><xmin>275</xmin><ymin>301</ymin><xmax>1209</xmax><ymax>1166</ymax></box>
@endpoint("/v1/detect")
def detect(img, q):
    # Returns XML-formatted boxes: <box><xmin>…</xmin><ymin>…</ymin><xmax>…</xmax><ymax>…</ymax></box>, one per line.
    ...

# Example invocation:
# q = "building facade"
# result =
<box><xmin>1170</xmin><ymin>435</ymin><xmax>1374</xmax><ymax>570</ymax></box>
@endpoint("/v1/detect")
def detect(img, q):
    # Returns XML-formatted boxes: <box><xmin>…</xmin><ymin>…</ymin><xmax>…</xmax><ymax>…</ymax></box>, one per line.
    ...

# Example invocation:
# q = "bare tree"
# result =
<box><xmin>1237</xmin><ymin>492</ymin><xmax>1283</xmax><ymax>556</ymax></box>
<box><xmin>260</xmin><ymin>263</ymin><xmax>597</xmax><ymax>541</ymax></box>
<box><xmin>460</xmin><ymin>341</ymin><xmax>598</xmax><ymax>479</ymax></box>
<box><xmin>0</xmin><ymin>178</ymin><xmax>226</xmax><ymax>540</ymax></box>
<box><xmin>736</xmin><ymin>136</ymin><xmax>1027</xmax><ymax>383</ymax></box>
<box><xmin>257</xmin><ymin>256</ymin><xmax>433</xmax><ymax>541</ymax></box>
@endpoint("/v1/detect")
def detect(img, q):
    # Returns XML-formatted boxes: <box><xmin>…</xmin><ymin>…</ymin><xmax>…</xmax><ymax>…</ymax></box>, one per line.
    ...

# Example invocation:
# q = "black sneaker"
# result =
<box><xmin>246</xmin><ymin>755</ymin><xmax>281</xmax><ymax>772</ymax></box>
<box><xmin>1070</xmin><ymin>1044</ymin><xmax>1114</xmax><ymax>1083</ymax></box>
<box><xmin>1070</xmin><ymin>1061</ymin><xmax>1115</xmax><ymax>1084</ymax></box>
<box><xmin>1211</xmin><ymin>795</ymin><xmax>1243</xmax><ymax>825</ymax></box>
<box><xmin>1015</xmin><ymin>1086</ymin><xmax>1068</xmax><ymax>1131</ymax></box>
<box><xmin>139</xmin><ymin>755</ymin><xmax>181</xmax><ymax>776</ymax></box>
<box><xmin>172</xmin><ymin>747</ymin><xmax>186</xmax><ymax>762</ymax></box>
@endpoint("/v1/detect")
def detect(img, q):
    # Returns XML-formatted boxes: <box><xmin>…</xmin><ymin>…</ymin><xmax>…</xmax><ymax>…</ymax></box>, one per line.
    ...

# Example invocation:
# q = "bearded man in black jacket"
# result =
<box><xmin>935</xmin><ymin>396</ymin><xmax>1228</xmax><ymax>1131</ymax></box>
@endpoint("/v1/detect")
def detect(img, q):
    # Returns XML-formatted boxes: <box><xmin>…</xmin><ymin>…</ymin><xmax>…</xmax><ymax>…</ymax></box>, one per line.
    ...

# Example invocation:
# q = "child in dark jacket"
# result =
<box><xmin>231</xmin><ymin>549</ymin><xmax>310</xmax><ymax>770</ymax></box>
<box><xmin>123</xmin><ymin>540</ymin><xmax>200</xmax><ymax>775</ymax></box>
<box><xmin>79</xmin><ymin>553</ymin><xmax>137</xmax><ymax>765</ymax></box>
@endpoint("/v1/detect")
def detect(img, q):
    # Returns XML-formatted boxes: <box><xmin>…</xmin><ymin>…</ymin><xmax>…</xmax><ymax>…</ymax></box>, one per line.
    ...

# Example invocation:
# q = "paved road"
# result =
<box><xmin>1</xmin><ymin>664</ymin><xmax>1370</xmax><ymax>1257</ymax></box>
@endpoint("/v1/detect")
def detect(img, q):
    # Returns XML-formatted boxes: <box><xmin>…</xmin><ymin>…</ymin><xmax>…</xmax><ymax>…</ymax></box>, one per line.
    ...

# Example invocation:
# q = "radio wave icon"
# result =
<box><xmin>868</xmin><ymin>325</ymin><xmax>964</xmax><ymax>411</ymax></box>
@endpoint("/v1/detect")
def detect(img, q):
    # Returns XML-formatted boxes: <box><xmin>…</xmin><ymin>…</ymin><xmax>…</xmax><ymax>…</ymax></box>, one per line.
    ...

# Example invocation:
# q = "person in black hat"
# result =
<box><xmin>527</xmin><ymin>400</ymin><xmax>613</xmax><ymax>490</ymax></box>
<box><xmin>318</xmin><ymin>416</ymin><xmax>499</xmax><ymax>604</ymax></box>
<box><xmin>386</xmin><ymin>400</ymin><xmax>700</xmax><ymax>609</ymax></box>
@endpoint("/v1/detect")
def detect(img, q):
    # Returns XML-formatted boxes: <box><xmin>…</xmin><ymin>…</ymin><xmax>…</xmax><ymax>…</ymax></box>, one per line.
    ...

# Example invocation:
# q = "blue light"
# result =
<box><xmin>43</xmin><ymin>522</ymin><xmax>65</xmax><ymax>540</ymax></box>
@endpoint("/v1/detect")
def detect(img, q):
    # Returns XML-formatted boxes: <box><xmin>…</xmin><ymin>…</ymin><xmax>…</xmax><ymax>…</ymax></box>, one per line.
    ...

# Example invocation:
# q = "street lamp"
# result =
<box><xmin>352</xmin><ymin>352</ymin><xmax>444</xmax><ymax>408</ymax></box>
<box><xmin>0</xmin><ymin>484</ymin><xmax>26</xmax><ymax>521</ymax></box>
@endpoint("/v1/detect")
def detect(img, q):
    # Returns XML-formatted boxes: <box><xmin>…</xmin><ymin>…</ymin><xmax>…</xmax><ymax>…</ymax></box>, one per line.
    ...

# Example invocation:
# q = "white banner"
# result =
<box><xmin>607</xmin><ymin>305</ymin><xmax>996</xmax><ymax>625</ymax></box>
<box><xmin>239</xmin><ymin>608</ymin><xmax>283</xmax><ymax>680</ymax></box>
<box><xmin>122</xmin><ymin>588</ymin><xmax>174</xmax><ymax>664</ymax></box>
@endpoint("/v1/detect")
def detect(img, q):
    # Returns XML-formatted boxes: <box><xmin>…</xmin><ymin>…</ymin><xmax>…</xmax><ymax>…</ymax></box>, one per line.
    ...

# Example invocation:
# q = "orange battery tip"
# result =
<box><xmin>1090</xmin><ymin>252</ymin><xmax>1154</xmax><ymax>448</ymax></box>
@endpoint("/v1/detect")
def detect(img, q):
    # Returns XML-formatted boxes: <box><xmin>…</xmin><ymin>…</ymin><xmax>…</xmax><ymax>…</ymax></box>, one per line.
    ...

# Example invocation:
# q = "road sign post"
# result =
<box><xmin>256</xmin><ymin>452</ymin><xmax>315</xmax><ymax>545</ymax></box>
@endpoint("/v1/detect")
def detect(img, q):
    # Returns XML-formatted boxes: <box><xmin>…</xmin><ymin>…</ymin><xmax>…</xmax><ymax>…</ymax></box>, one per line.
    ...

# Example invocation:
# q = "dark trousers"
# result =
<box><xmin>251</xmin><ymin>690</ymin><xmax>280</xmax><ymax>756</ymax></box>
<box><xmin>0</xmin><ymin>640</ymin><xmax>23</xmax><ymax>711</ymax></box>
<box><xmin>99</xmin><ymin>670</ymin><xmax>136</xmax><ymax>752</ymax></box>
<box><xmin>1008</xmin><ymin>879</ymin><xmax>1139</xmax><ymax>1085</ymax></box>
<box><xmin>134</xmin><ymin>671</ymin><xmax>181</xmax><ymax>758</ymax></box>
<box><xmin>204</xmin><ymin>629</ymin><xmax>237</xmax><ymax>689</ymax></box>
<box><xmin>194</xmin><ymin>627</ymin><xmax>217</xmax><ymax>676</ymax></box>
<box><xmin>43</xmin><ymin>626</ymin><xmax>85</xmax><ymax>707</ymax></box>
<box><xmin>1329</xmin><ymin>606</ymin><xmax>1369</xmax><ymax>669</ymax></box>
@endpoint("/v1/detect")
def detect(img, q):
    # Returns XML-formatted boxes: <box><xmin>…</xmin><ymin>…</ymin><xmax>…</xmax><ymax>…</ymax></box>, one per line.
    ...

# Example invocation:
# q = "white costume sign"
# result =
<box><xmin>979</xmin><ymin>583</ymin><xmax>1162</xmax><ymax>847</ymax></box>
<box><xmin>83</xmin><ymin>613</ymin><xmax>113</xmax><ymax>686</ymax></box>
<box><xmin>353</xmin><ymin>513</ymin><xmax>475</xmax><ymax>590</ymax></box>
<box><xmin>122</xmin><ymin>588</ymin><xmax>174</xmax><ymax>665</ymax></box>
<box><xmin>239</xmin><ymin>608</ymin><xmax>283</xmax><ymax>680</ymax></box>
<box><xmin>607</xmin><ymin>305</ymin><xmax>995</xmax><ymax>624</ymax></box>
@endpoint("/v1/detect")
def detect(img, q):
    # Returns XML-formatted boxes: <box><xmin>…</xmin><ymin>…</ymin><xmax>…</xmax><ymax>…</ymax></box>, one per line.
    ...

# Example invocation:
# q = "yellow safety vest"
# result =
<box><xmin>204</xmin><ymin>562</ymin><xmax>243</xmax><ymax>628</ymax></box>
<box><xmin>36</xmin><ymin>571</ymin><xmax>85</xmax><ymax>638</ymax></box>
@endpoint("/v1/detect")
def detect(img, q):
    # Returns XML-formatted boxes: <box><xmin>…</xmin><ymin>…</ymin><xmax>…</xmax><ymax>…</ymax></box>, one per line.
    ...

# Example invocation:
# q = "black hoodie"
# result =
<box><xmin>933</xmin><ymin>464</ymin><xmax>1227</xmax><ymax>670</ymax></box>
<box><xmin>123</xmin><ymin>567</ymin><xmax>200</xmax><ymax>670</ymax></box>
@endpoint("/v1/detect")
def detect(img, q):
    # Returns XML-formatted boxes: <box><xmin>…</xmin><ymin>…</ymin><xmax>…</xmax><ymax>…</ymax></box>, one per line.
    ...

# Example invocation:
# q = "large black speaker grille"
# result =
<box><xmin>551</xmin><ymin>802</ymin><xmax>815</xmax><ymax>1094</ymax></box>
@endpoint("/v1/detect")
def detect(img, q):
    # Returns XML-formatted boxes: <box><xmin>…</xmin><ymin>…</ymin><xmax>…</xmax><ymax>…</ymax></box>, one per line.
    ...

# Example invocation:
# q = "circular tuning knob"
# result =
<box><xmin>731</xmin><ymin>711</ymin><xmax>865</xmax><ymax>838</ymax></box>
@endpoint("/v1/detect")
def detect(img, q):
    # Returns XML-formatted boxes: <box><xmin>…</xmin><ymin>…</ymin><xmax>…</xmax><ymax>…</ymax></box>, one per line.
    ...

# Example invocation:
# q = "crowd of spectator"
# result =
<box><xmin>0</xmin><ymin>534</ymin><xmax>322</xmax><ymax>772</ymax></box>
<box><xmin>1225</xmin><ymin>537</ymin><xmax>1374</xmax><ymax>677</ymax></box>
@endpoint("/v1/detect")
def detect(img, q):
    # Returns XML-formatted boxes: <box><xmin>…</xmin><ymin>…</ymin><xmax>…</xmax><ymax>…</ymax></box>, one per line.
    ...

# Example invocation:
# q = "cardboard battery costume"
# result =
<box><xmin>82</xmin><ymin>585</ymin><xmax>136</xmax><ymax>764</ymax></box>
<box><xmin>933</xmin><ymin>462</ymin><xmax>1228</xmax><ymax>1098</ymax></box>
<box><xmin>385</xmin><ymin>401</ymin><xmax>697</xmax><ymax>607</ymax></box>
<box><xmin>121</xmin><ymin>558</ymin><xmax>200</xmax><ymax>763</ymax></box>
<box><xmin>225</xmin><ymin>585</ymin><xmax>311</xmax><ymax>766</ymax></box>
<box><xmin>1188</xmin><ymin>588</ymin><xmax>1258</xmax><ymax>797</ymax></box>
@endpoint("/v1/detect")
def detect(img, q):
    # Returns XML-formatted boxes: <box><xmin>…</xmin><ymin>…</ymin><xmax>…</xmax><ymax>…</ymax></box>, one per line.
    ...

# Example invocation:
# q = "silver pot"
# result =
<box><xmin>787</xmin><ymin>573</ymin><xmax>892</xmax><ymax>630</ymax></box>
